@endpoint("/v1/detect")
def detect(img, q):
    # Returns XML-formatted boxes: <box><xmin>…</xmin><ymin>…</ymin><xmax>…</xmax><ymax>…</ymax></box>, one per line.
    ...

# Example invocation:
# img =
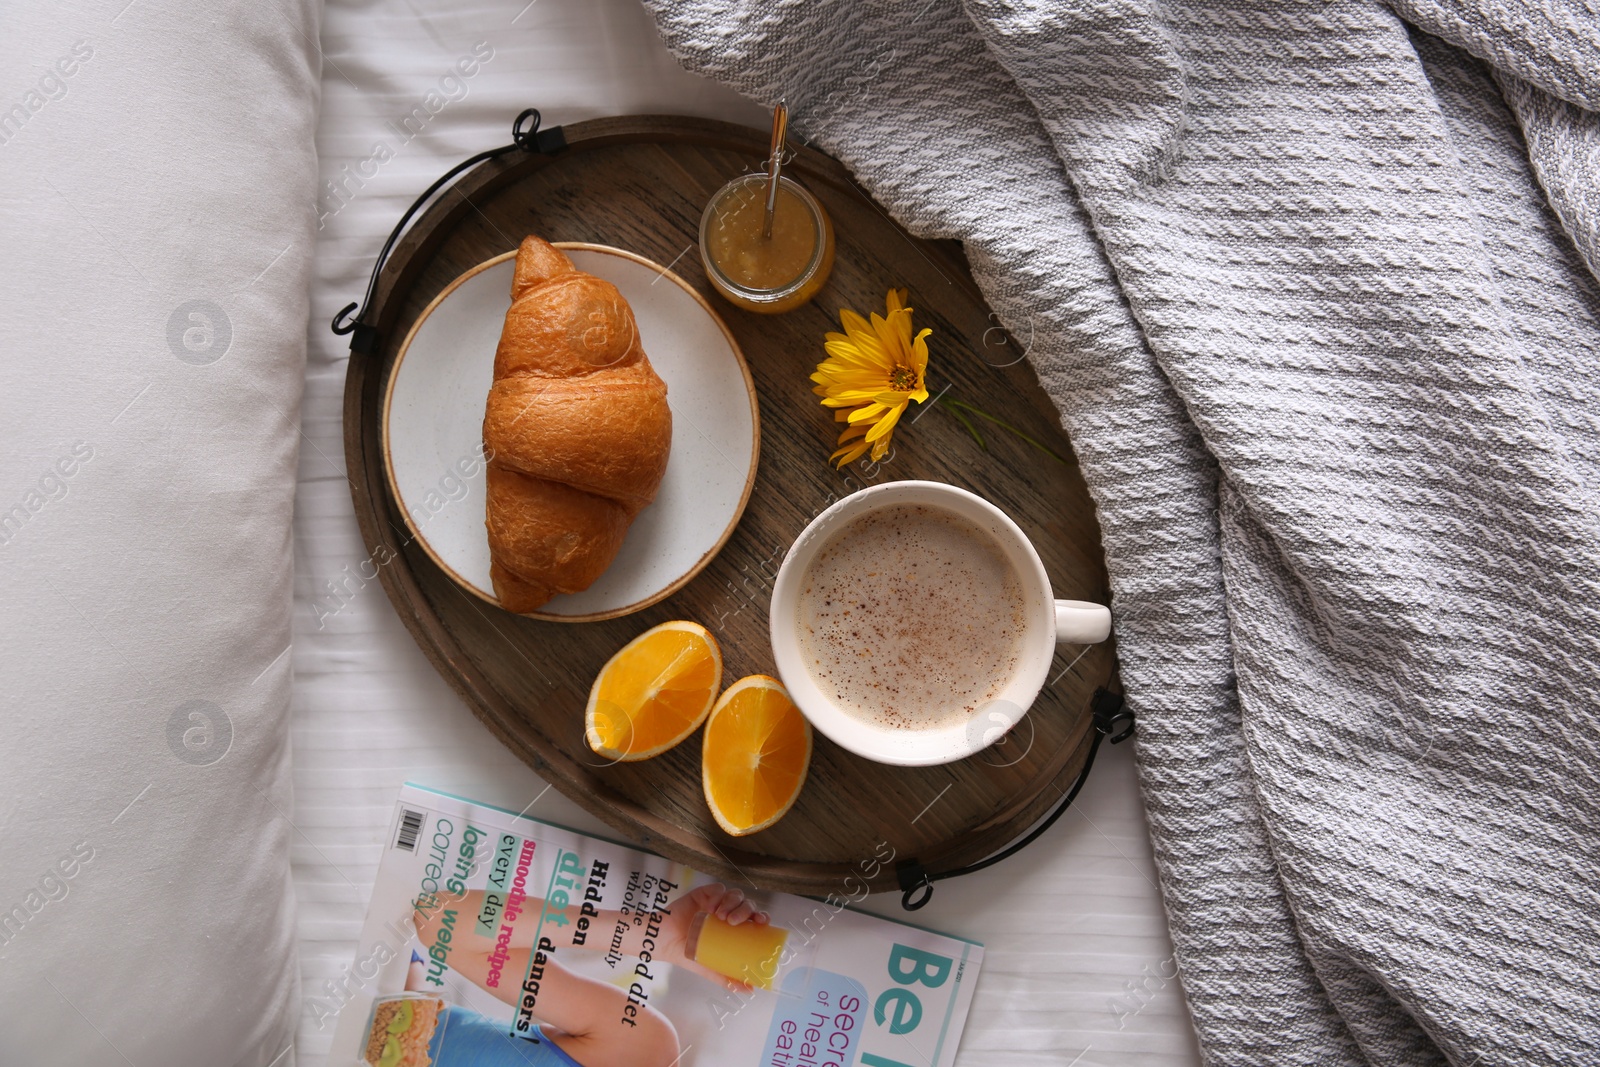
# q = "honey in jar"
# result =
<box><xmin>699</xmin><ymin>173</ymin><xmax>835</xmax><ymax>314</ymax></box>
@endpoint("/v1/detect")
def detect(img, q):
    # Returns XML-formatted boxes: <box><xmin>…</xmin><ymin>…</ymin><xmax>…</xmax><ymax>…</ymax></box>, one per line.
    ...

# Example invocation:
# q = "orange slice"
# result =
<box><xmin>586</xmin><ymin>621</ymin><xmax>723</xmax><ymax>762</ymax></box>
<box><xmin>702</xmin><ymin>676</ymin><xmax>813</xmax><ymax>836</ymax></box>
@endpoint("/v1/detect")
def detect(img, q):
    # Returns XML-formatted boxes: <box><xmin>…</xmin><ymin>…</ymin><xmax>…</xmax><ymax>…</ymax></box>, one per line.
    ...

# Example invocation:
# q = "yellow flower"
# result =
<box><xmin>810</xmin><ymin>288</ymin><xmax>931</xmax><ymax>467</ymax></box>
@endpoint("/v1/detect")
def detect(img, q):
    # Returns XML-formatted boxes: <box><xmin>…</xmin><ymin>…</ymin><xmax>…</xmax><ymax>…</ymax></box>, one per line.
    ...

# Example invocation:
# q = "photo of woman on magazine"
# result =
<box><xmin>402</xmin><ymin>880</ymin><xmax>769</xmax><ymax>1067</ymax></box>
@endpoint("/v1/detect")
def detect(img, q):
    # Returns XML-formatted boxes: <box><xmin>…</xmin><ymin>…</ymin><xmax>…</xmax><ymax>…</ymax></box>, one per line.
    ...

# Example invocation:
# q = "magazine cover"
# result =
<box><xmin>327</xmin><ymin>784</ymin><xmax>983</xmax><ymax>1067</ymax></box>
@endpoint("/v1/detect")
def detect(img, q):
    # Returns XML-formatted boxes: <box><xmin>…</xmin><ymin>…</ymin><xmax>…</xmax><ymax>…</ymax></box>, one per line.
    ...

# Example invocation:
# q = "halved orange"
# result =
<box><xmin>702</xmin><ymin>676</ymin><xmax>813</xmax><ymax>837</ymax></box>
<box><xmin>585</xmin><ymin>621</ymin><xmax>723</xmax><ymax>762</ymax></box>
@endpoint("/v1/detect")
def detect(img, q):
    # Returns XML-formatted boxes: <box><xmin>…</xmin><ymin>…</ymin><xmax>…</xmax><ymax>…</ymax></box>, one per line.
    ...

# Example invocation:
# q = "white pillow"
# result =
<box><xmin>0</xmin><ymin>2</ymin><xmax>320</xmax><ymax>1064</ymax></box>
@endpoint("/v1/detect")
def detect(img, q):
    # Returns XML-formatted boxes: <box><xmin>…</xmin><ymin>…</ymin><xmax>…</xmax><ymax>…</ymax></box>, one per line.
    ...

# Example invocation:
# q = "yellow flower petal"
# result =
<box><xmin>831</xmin><ymin>438</ymin><xmax>871</xmax><ymax>467</ymax></box>
<box><xmin>891</xmin><ymin>309</ymin><xmax>915</xmax><ymax>359</ymax></box>
<box><xmin>838</xmin><ymin>309</ymin><xmax>884</xmax><ymax>354</ymax></box>
<box><xmin>863</xmin><ymin>403</ymin><xmax>905</xmax><ymax>443</ymax></box>
<box><xmin>819</xmin><ymin>372</ymin><xmax>890</xmax><ymax>393</ymax></box>
<box><xmin>822</xmin><ymin>340</ymin><xmax>883</xmax><ymax>367</ymax></box>
<box><xmin>838</xmin><ymin>307</ymin><xmax>871</xmax><ymax>333</ymax></box>
<box><xmin>870</xmin><ymin>312</ymin><xmax>904</xmax><ymax>365</ymax></box>
<box><xmin>835</xmin><ymin>421</ymin><xmax>869</xmax><ymax>442</ymax></box>
<box><xmin>822</xmin><ymin>390</ymin><xmax>886</xmax><ymax>406</ymax></box>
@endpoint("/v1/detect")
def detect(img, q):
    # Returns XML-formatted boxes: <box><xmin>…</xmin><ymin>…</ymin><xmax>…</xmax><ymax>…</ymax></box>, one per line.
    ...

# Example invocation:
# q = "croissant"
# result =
<box><xmin>482</xmin><ymin>236</ymin><xmax>672</xmax><ymax>613</ymax></box>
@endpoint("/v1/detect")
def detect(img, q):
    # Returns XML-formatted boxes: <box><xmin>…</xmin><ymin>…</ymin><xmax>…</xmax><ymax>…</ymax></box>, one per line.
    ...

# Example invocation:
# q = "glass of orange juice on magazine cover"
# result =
<box><xmin>686</xmin><ymin>911</ymin><xmax>789</xmax><ymax>989</ymax></box>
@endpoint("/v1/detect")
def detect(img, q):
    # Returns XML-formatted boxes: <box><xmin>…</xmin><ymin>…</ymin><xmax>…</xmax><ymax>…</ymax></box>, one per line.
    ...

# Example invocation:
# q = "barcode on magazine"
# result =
<box><xmin>394</xmin><ymin>808</ymin><xmax>424</xmax><ymax>852</ymax></box>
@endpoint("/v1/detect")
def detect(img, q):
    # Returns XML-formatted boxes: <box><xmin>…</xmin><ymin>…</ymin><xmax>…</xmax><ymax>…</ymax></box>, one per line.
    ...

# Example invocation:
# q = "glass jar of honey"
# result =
<box><xmin>699</xmin><ymin>173</ymin><xmax>835</xmax><ymax>314</ymax></box>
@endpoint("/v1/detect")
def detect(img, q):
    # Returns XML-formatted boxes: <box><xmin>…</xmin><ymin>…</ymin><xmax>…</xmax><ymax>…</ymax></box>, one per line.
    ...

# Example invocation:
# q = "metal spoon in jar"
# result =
<box><xmin>762</xmin><ymin>101</ymin><xmax>788</xmax><ymax>240</ymax></box>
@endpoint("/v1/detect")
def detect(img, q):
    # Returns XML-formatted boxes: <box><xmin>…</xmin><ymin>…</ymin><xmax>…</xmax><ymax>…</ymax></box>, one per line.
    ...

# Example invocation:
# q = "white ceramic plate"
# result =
<box><xmin>382</xmin><ymin>243</ymin><xmax>759</xmax><ymax>621</ymax></box>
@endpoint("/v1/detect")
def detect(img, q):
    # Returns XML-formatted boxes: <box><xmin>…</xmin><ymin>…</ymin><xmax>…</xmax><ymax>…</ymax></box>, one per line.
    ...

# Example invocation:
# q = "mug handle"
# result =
<box><xmin>1054</xmin><ymin>600</ymin><xmax>1111</xmax><ymax>644</ymax></box>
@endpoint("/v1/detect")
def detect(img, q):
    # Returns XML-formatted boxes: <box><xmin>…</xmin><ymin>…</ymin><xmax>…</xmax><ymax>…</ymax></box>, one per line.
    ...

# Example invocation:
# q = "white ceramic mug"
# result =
<box><xmin>768</xmin><ymin>480</ymin><xmax>1112</xmax><ymax>766</ymax></box>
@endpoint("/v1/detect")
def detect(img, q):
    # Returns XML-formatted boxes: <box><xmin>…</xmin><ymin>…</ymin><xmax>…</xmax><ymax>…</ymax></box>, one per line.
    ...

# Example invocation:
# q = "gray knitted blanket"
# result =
<box><xmin>641</xmin><ymin>2</ymin><xmax>1600</xmax><ymax>1064</ymax></box>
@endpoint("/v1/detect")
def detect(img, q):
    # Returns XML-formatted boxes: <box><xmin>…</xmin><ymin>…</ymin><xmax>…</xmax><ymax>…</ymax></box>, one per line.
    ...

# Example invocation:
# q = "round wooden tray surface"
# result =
<box><xmin>343</xmin><ymin>115</ymin><xmax>1116</xmax><ymax>895</ymax></box>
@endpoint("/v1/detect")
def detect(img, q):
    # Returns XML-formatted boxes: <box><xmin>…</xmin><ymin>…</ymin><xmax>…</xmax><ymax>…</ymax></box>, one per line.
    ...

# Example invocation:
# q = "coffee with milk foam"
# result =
<box><xmin>796</xmin><ymin>504</ymin><xmax>1028</xmax><ymax>730</ymax></box>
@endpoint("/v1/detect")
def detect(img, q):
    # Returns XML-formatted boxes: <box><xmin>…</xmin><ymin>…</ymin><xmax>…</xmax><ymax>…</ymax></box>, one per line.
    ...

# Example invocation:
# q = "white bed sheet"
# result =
<box><xmin>293</xmin><ymin>2</ymin><xmax>1203</xmax><ymax>1063</ymax></box>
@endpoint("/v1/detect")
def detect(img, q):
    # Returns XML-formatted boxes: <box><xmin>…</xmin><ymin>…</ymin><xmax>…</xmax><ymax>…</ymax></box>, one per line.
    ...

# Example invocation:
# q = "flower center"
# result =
<box><xmin>889</xmin><ymin>365</ymin><xmax>917</xmax><ymax>391</ymax></box>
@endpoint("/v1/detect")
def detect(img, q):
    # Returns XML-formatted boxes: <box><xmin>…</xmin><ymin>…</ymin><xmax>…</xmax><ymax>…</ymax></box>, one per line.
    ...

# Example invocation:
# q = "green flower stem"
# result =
<box><xmin>942</xmin><ymin>402</ymin><xmax>985</xmax><ymax>450</ymax></box>
<box><xmin>935</xmin><ymin>396</ymin><xmax>1069</xmax><ymax>464</ymax></box>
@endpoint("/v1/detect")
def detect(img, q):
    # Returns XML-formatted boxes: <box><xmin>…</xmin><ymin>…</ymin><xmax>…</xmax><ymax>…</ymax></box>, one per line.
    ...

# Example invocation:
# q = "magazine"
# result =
<box><xmin>326</xmin><ymin>784</ymin><xmax>984</xmax><ymax>1067</ymax></box>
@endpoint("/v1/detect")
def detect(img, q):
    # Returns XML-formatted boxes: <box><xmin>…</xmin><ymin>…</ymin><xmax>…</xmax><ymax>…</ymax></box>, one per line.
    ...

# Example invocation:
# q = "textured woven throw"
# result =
<box><xmin>641</xmin><ymin>2</ymin><xmax>1600</xmax><ymax>1063</ymax></box>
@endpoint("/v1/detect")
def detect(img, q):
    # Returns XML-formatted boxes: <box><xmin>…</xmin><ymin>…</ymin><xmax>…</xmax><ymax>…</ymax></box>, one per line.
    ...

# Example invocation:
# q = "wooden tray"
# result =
<box><xmin>343</xmin><ymin>115</ymin><xmax>1116</xmax><ymax>895</ymax></box>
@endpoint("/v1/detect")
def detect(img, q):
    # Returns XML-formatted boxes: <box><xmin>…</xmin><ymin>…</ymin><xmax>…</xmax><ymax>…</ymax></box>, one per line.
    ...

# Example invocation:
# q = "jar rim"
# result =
<box><xmin>698</xmin><ymin>174</ymin><xmax>829</xmax><ymax>304</ymax></box>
